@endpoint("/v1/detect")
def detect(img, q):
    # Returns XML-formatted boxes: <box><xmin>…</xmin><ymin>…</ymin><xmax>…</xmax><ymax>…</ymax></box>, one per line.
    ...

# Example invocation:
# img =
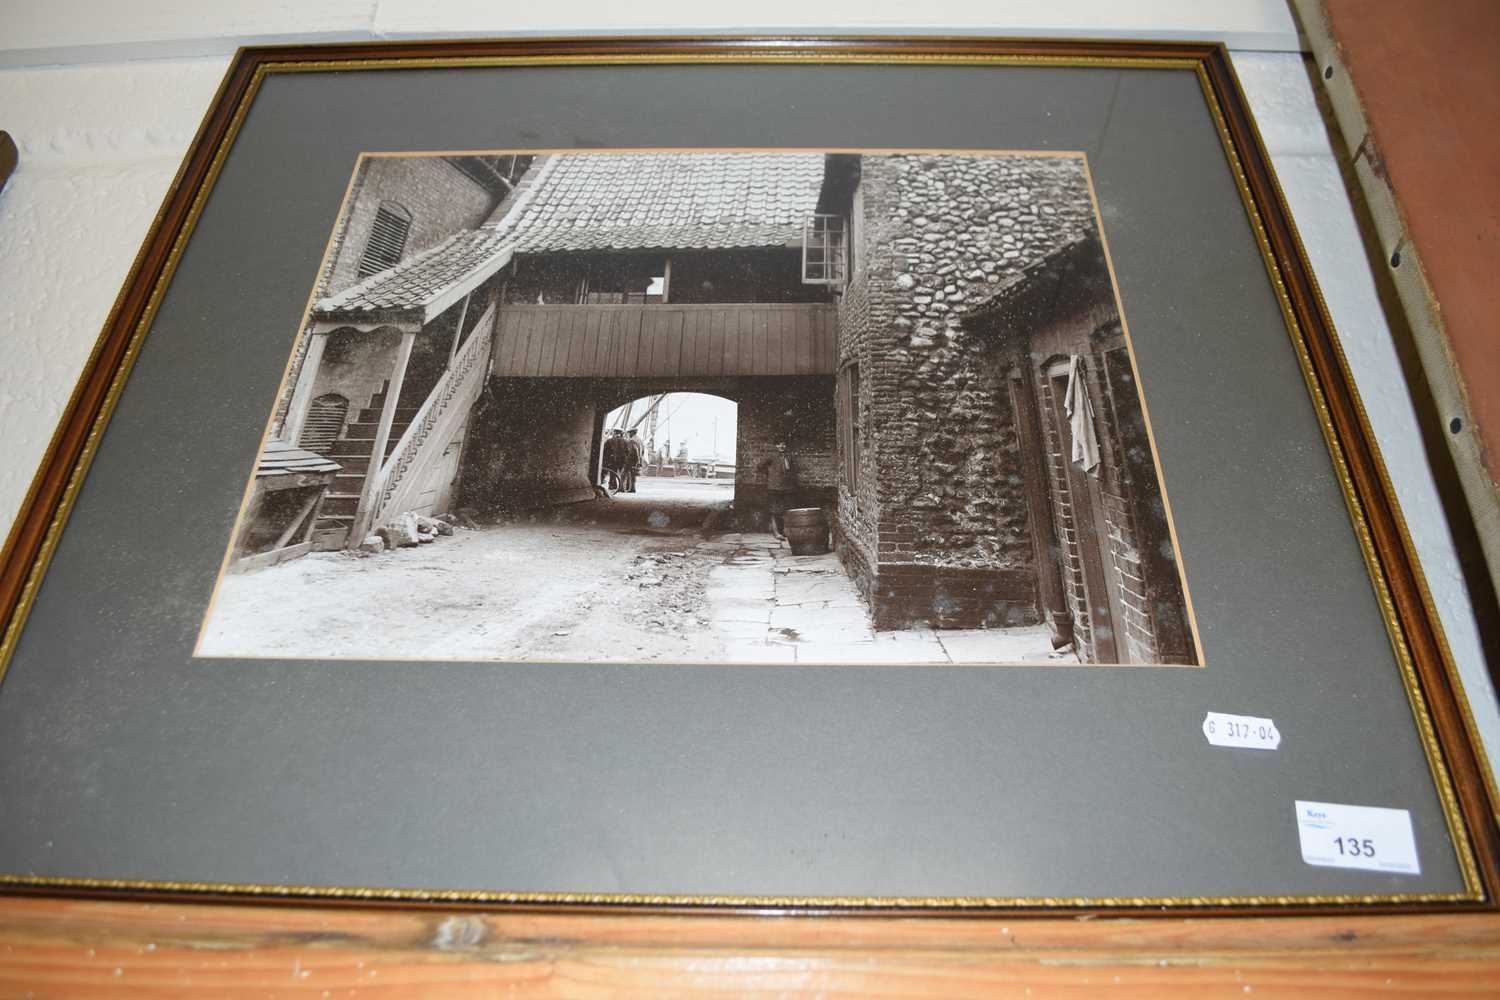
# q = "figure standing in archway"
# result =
<box><xmin>601</xmin><ymin>428</ymin><xmax>626</xmax><ymax>494</ymax></box>
<box><xmin>762</xmin><ymin>440</ymin><xmax>799</xmax><ymax>539</ymax></box>
<box><xmin>623</xmin><ymin>429</ymin><xmax>643</xmax><ymax>493</ymax></box>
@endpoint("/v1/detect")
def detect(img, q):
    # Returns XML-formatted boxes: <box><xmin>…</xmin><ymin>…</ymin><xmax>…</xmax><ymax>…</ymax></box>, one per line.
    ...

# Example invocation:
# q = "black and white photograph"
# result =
<box><xmin>196</xmin><ymin>149</ymin><xmax>1201</xmax><ymax>666</ymax></box>
<box><xmin>6</xmin><ymin>32</ymin><xmax>1491</xmax><ymax>936</ymax></box>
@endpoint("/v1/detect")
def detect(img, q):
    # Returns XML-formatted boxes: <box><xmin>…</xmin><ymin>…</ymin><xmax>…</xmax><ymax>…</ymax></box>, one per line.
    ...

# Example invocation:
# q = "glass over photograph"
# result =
<box><xmin>196</xmin><ymin>150</ymin><xmax>1202</xmax><ymax>666</ymax></box>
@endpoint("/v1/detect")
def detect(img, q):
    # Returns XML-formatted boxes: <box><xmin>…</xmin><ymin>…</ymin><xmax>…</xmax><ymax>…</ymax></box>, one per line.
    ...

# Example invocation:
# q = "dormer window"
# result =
<box><xmin>802</xmin><ymin>213</ymin><xmax>847</xmax><ymax>285</ymax></box>
<box><xmin>357</xmin><ymin>201</ymin><xmax>413</xmax><ymax>279</ymax></box>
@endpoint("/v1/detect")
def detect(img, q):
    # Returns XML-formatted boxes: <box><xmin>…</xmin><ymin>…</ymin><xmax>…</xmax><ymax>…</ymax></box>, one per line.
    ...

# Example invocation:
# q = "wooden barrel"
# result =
<box><xmin>783</xmin><ymin>507</ymin><xmax>830</xmax><ymax>555</ymax></box>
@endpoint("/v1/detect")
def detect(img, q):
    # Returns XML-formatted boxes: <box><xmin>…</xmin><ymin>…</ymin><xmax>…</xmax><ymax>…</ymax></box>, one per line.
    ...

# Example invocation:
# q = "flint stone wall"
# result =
<box><xmin>860</xmin><ymin>153</ymin><xmax>1097</xmax><ymax>569</ymax></box>
<box><xmin>836</xmin><ymin>153</ymin><xmax>1099</xmax><ymax>628</ymax></box>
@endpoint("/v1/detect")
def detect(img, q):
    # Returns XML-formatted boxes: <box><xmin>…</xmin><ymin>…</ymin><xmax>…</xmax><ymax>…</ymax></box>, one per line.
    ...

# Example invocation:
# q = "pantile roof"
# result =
<box><xmin>499</xmin><ymin>152</ymin><xmax>825</xmax><ymax>253</ymax></box>
<box><xmin>314</xmin><ymin>153</ymin><xmax>826</xmax><ymax>320</ymax></box>
<box><xmin>315</xmin><ymin>229</ymin><xmax>514</xmax><ymax>319</ymax></box>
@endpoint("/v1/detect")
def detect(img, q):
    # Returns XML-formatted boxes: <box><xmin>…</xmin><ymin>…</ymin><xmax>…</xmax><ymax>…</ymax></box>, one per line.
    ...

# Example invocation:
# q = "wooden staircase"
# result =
<box><xmin>313</xmin><ymin>381</ymin><xmax>418</xmax><ymax>547</ymax></box>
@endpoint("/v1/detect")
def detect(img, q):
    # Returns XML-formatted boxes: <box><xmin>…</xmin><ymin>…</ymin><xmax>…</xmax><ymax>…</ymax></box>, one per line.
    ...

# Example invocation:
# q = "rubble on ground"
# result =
<box><xmin>364</xmin><ymin>510</ymin><xmax>465</xmax><ymax>552</ymax></box>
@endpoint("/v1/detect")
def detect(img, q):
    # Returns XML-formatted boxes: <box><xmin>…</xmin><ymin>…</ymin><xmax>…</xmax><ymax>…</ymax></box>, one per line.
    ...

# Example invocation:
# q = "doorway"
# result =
<box><xmin>599</xmin><ymin>392</ymin><xmax>738</xmax><ymax>505</ymax></box>
<box><xmin>1042</xmin><ymin>356</ymin><xmax>1125</xmax><ymax>663</ymax></box>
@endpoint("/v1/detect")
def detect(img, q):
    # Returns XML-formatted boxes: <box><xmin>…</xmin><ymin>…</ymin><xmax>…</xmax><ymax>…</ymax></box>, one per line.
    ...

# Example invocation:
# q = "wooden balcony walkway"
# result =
<box><xmin>491</xmin><ymin>302</ymin><xmax>837</xmax><ymax>379</ymax></box>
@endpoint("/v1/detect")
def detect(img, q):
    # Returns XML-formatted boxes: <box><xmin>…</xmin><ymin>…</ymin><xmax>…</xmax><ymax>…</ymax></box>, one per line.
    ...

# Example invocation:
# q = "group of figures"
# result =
<box><xmin>600</xmin><ymin>428</ymin><xmax>644</xmax><ymax>494</ymax></box>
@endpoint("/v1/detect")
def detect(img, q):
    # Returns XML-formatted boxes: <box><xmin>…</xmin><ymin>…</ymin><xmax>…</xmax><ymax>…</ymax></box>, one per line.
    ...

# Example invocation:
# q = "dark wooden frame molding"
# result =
<box><xmin>0</xmin><ymin>35</ymin><xmax>1495</xmax><ymax>918</ymax></box>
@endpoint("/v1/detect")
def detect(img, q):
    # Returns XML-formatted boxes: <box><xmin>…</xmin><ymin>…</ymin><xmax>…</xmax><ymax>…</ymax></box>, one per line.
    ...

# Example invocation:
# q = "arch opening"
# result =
<box><xmin>598</xmin><ymin>393</ymin><xmax>738</xmax><ymax>509</ymax></box>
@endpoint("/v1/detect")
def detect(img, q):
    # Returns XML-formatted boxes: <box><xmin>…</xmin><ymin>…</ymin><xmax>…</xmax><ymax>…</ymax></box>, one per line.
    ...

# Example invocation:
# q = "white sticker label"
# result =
<box><xmin>1294</xmin><ymin>800</ymin><xmax>1420</xmax><ymax>875</ymax></box>
<box><xmin>1202</xmin><ymin>712</ymin><xmax>1280</xmax><ymax>750</ymax></box>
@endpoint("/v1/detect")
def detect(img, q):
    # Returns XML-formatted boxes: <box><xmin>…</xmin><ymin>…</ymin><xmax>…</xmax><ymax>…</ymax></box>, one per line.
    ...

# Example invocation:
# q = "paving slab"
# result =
<box><xmin>715</xmin><ymin>619</ymin><xmax>775</xmax><ymax>641</ymax></box>
<box><xmin>934</xmin><ymin>626</ymin><xmax>1078</xmax><ymax>665</ymax></box>
<box><xmin>866</xmin><ymin>628</ymin><xmax>951</xmax><ymax>656</ymax></box>
<box><xmin>773</xmin><ymin>574</ymin><xmax>863</xmax><ymax>608</ymax></box>
<box><xmin>708</xmin><ymin>597</ymin><xmax>773</xmax><ymax>624</ymax></box>
<box><xmin>775</xmin><ymin>624</ymin><xmax>875</xmax><ymax>646</ymax></box>
<box><xmin>780</xmin><ymin>553</ymin><xmax>841</xmax><ymax>573</ymax></box>
<box><xmin>769</xmin><ymin>603</ymin><xmax>872</xmax><ymax>635</ymax></box>
<box><xmin>724</xmin><ymin>555</ymin><xmax>776</xmax><ymax>569</ymax></box>
<box><xmin>706</xmin><ymin>569</ymin><xmax>773</xmax><ymax>599</ymax></box>
<box><xmin>701</xmin><ymin>536</ymin><xmax>1075</xmax><ymax>668</ymax></box>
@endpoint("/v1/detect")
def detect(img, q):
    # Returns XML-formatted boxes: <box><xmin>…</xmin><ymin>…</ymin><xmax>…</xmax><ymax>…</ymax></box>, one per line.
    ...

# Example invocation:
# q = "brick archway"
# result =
<box><xmin>460</xmin><ymin>372</ymin><xmax>835</xmax><ymax>528</ymax></box>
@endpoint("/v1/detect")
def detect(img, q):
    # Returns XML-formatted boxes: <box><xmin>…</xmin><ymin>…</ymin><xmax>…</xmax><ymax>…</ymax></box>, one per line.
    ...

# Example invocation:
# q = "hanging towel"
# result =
<box><xmin>1064</xmin><ymin>355</ymin><xmax>1101</xmax><ymax>475</ymax></box>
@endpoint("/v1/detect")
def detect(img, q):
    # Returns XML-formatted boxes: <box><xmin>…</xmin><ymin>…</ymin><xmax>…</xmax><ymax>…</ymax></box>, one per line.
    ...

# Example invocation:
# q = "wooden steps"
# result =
<box><xmin>311</xmin><ymin>380</ymin><xmax>417</xmax><ymax>538</ymax></box>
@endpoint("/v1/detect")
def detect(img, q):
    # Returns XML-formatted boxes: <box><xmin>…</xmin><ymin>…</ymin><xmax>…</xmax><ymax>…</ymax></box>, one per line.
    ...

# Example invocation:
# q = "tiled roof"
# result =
<box><xmin>315</xmin><ymin>229</ymin><xmax>514</xmax><ymax>317</ymax></box>
<box><xmin>500</xmin><ymin>153</ymin><xmax>825</xmax><ymax>253</ymax></box>
<box><xmin>314</xmin><ymin>152</ymin><xmax>825</xmax><ymax>320</ymax></box>
<box><xmin>257</xmin><ymin>440</ymin><xmax>340</xmax><ymax>477</ymax></box>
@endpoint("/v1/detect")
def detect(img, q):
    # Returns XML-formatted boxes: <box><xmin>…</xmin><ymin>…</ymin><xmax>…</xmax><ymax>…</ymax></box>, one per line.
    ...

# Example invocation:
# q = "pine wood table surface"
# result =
<box><xmin>2</xmin><ymin>897</ymin><xmax>1500</xmax><ymax>996</ymax></box>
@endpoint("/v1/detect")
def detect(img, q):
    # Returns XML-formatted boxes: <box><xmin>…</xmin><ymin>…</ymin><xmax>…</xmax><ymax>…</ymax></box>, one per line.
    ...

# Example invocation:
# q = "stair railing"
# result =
<box><xmin>364</xmin><ymin>300</ymin><xmax>497</xmax><ymax>529</ymax></box>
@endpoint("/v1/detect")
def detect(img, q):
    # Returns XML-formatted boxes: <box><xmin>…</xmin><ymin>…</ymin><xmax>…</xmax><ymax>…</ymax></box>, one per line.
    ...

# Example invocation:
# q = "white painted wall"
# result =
<box><xmin>1</xmin><ymin>1</ymin><xmax>1302</xmax><ymax>66</ymax></box>
<box><xmin>1</xmin><ymin>3</ymin><xmax>1495</xmax><ymax>778</ymax></box>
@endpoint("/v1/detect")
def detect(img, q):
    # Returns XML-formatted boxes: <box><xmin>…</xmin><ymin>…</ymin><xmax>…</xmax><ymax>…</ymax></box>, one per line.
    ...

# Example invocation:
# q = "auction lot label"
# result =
<box><xmin>1294</xmin><ymin>800</ymin><xmax>1420</xmax><ymax>875</ymax></box>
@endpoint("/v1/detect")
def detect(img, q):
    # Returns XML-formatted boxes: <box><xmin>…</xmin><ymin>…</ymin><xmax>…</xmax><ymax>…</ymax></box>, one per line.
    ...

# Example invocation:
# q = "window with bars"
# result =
<box><xmin>356</xmin><ymin>202</ymin><xmax>413</xmax><ymax>279</ymax></box>
<box><xmin>802</xmin><ymin>213</ymin><xmax>848</xmax><ymax>285</ymax></box>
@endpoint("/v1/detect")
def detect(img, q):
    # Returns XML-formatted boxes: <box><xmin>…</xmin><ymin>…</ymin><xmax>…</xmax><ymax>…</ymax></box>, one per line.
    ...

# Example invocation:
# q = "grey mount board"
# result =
<box><xmin>0</xmin><ymin>62</ymin><xmax>1466</xmax><ymax>899</ymax></box>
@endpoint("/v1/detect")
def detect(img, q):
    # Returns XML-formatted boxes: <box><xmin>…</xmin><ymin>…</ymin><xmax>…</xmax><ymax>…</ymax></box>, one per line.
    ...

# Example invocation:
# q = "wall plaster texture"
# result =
<box><xmin>0</xmin><ymin>45</ymin><xmax>1495</xmax><ymax>780</ymax></box>
<box><xmin>0</xmin><ymin>2</ymin><xmax>1303</xmax><ymax>67</ymax></box>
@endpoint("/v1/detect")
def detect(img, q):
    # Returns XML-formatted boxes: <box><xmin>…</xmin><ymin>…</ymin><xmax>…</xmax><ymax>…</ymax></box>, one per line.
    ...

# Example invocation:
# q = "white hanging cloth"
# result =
<box><xmin>1064</xmin><ymin>355</ymin><xmax>1101</xmax><ymax>476</ymax></box>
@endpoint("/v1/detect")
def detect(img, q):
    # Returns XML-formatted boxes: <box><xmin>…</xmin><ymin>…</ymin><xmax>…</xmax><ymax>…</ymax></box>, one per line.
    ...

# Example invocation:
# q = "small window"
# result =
<box><xmin>849</xmin><ymin>363</ymin><xmax>861</xmax><ymax>490</ymax></box>
<box><xmin>357</xmin><ymin>202</ymin><xmax>413</xmax><ymax>279</ymax></box>
<box><xmin>298</xmin><ymin>393</ymin><xmax>349</xmax><ymax>454</ymax></box>
<box><xmin>803</xmin><ymin>214</ymin><xmax>847</xmax><ymax>285</ymax></box>
<box><xmin>839</xmin><ymin>363</ymin><xmax>861</xmax><ymax>497</ymax></box>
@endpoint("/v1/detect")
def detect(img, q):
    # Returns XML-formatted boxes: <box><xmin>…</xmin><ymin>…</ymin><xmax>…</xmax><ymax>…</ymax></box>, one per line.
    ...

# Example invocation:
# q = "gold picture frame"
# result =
<box><xmin>0</xmin><ymin>36</ymin><xmax>1493</xmax><ymax>915</ymax></box>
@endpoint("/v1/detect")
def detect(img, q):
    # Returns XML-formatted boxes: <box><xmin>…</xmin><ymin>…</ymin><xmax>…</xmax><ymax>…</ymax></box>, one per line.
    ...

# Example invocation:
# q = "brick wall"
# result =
<box><xmin>1097</xmin><ymin>344</ymin><xmax>1195</xmax><ymax>664</ymax></box>
<box><xmin>735</xmin><ymin>376</ymin><xmax>837</xmax><ymax>529</ymax></box>
<box><xmin>459</xmin><ymin>379</ymin><xmax>600</xmax><ymax>511</ymax></box>
<box><xmin>1101</xmin><ymin>487</ymin><xmax>1157</xmax><ymax>663</ymax></box>
<box><xmin>324</xmin><ymin>158</ymin><xmax>501</xmax><ymax>297</ymax></box>
<box><xmin>868</xmin><ymin>564</ymin><xmax>1038</xmax><ymax>631</ymax></box>
<box><xmin>834</xmin><ymin>263</ymin><xmax>880</xmax><ymax>573</ymax></box>
<box><xmin>457</xmin><ymin>372</ymin><xmax>837</xmax><ymax>525</ymax></box>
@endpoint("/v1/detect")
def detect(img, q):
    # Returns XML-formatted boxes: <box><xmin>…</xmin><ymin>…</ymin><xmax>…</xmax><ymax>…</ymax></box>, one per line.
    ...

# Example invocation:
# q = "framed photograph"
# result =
<box><xmin>0</xmin><ymin>36</ymin><xmax>1495</xmax><ymax>914</ymax></box>
<box><xmin>195</xmin><ymin>146</ymin><xmax>1200</xmax><ymax>669</ymax></box>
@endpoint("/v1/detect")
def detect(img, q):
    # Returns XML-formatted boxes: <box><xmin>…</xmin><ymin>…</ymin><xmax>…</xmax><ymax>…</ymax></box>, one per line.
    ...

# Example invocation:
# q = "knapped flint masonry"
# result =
<box><xmin>250</xmin><ymin>149</ymin><xmax>1193</xmax><ymax>664</ymax></box>
<box><xmin>818</xmin><ymin>153</ymin><xmax>1190</xmax><ymax>658</ymax></box>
